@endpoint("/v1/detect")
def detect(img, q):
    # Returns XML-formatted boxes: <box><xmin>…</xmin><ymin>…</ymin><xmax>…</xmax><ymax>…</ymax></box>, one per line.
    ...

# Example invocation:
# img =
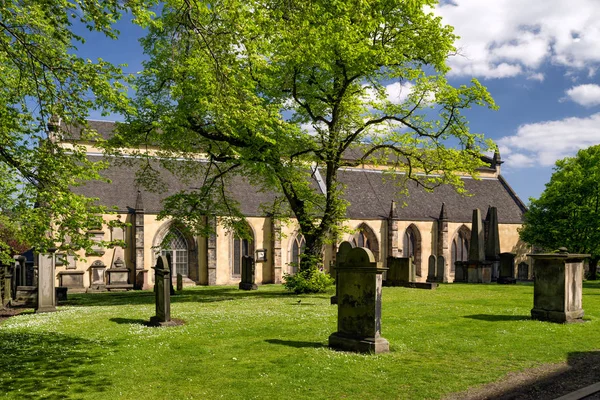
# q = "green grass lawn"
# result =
<box><xmin>2</xmin><ymin>282</ymin><xmax>600</xmax><ymax>399</ymax></box>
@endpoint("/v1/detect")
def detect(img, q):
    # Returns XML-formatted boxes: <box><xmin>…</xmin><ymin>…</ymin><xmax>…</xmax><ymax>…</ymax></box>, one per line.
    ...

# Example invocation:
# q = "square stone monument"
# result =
<box><xmin>529</xmin><ymin>248</ymin><xmax>589</xmax><ymax>323</ymax></box>
<box><xmin>239</xmin><ymin>256</ymin><xmax>258</xmax><ymax>290</ymax></box>
<box><xmin>329</xmin><ymin>244</ymin><xmax>389</xmax><ymax>354</ymax></box>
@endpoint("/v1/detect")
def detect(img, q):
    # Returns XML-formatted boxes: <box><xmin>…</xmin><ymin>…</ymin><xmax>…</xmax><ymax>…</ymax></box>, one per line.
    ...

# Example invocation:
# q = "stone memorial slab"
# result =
<box><xmin>529</xmin><ymin>249</ymin><xmax>588</xmax><ymax>323</ymax></box>
<box><xmin>329</xmin><ymin>246</ymin><xmax>389</xmax><ymax>354</ymax></box>
<box><xmin>36</xmin><ymin>251</ymin><xmax>57</xmax><ymax>313</ymax></box>
<box><xmin>239</xmin><ymin>256</ymin><xmax>258</xmax><ymax>290</ymax></box>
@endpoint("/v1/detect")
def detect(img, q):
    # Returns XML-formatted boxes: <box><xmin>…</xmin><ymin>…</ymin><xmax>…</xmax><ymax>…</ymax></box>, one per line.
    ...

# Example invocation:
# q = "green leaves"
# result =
<box><xmin>0</xmin><ymin>1</ymin><xmax>155</xmax><ymax>262</ymax></box>
<box><xmin>520</xmin><ymin>145</ymin><xmax>600</xmax><ymax>263</ymax></box>
<box><xmin>121</xmin><ymin>0</ymin><xmax>496</xmax><ymax>269</ymax></box>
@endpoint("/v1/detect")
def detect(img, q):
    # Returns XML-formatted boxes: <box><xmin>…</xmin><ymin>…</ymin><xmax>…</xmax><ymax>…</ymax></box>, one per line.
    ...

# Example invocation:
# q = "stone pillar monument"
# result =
<box><xmin>239</xmin><ymin>256</ymin><xmax>258</xmax><ymax>290</ymax></box>
<box><xmin>271</xmin><ymin>218</ymin><xmax>282</xmax><ymax>284</ymax></box>
<box><xmin>149</xmin><ymin>255</ymin><xmax>173</xmax><ymax>326</ymax></box>
<box><xmin>329</xmin><ymin>245</ymin><xmax>389</xmax><ymax>354</ymax></box>
<box><xmin>36</xmin><ymin>249</ymin><xmax>57</xmax><ymax>313</ymax></box>
<box><xmin>529</xmin><ymin>248</ymin><xmax>589</xmax><ymax>323</ymax></box>
<box><xmin>467</xmin><ymin>209</ymin><xmax>492</xmax><ymax>283</ymax></box>
<box><xmin>207</xmin><ymin>216</ymin><xmax>218</xmax><ymax>285</ymax></box>
<box><xmin>387</xmin><ymin>201</ymin><xmax>400</xmax><ymax>259</ymax></box>
<box><xmin>485</xmin><ymin>206</ymin><xmax>501</xmax><ymax>280</ymax></box>
<box><xmin>437</xmin><ymin>202</ymin><xmax>449</xmax><ymax>282</ymax></box>
<box><xmin>134</xmin><ymin>191</ymin><xmax>148</xmax><ymax>289</ymax></box>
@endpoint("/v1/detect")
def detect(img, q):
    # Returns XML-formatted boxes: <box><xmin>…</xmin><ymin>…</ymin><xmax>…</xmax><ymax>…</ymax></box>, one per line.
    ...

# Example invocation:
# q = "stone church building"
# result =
<box><xmin>55</xmin><ymin>121</ymin><xmax>528</xmax><ymax>291</ymax></box>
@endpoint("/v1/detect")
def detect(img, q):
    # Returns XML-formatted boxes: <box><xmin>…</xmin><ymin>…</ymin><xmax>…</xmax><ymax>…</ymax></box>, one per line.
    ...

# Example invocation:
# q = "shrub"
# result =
<box><xmin>283</xmin><ymin>268</ymin><xmax>334</xmax><ymax>294</ymax></box>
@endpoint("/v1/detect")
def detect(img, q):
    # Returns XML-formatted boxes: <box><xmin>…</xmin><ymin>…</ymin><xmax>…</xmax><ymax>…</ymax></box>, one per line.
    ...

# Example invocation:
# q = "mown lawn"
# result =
<box><xmin>1</xmin><ymin>282</ymin><xmax>600</xmax><ymax>399</ymax></box>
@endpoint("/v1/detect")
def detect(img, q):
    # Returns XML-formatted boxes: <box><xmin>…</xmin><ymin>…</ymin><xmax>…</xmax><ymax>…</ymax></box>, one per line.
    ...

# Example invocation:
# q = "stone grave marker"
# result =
<box><xmin>36</xmin><ymin>250</ymin><xmax>57</xmax><ymax>313</ymax></box>
<box><xmin>497</xmin><ymin>252</ymin><xmax>516</xmax><ymax>284</ymax></box>
<box><xmin>149</xmin><ymin>255</ymin><xmax>177</xmax><ymax>326</ymax></box>
<box><xmin>518</xmin><ymin>262</ymin><xmax>529</xmax><ymax>280</ymax></box>
<box><xmin>329</xmin><ymin>246</ymin><xmax>389</xmax><ymax>354</ymax></box>
<box><xmin>426</xmin><ymin>255</ymin><xmax>436</xmax><ymax>282</ymax></box>
<box><xmin>176</xmin><ymin>273</ymin><xmax>183</xmax><ymax>292</ymax></box>
<box><xmin>239</xmin><ymin>256</ymin><xmax>258</xmax><ymax>290</ymax></box>
<box><xmin>436</xmin><ymin>255</ymin><xmax>445</xmax><ymax>283</ymax></box>
<box><xmin>331</xmin><ymin>241</ymin><xmax>354</xmax><ymax>304</ymax></box>
<box><xmin>529</xmin><ymin>248</ymin><xmax>589</xmax><ymax>323</ymax></box>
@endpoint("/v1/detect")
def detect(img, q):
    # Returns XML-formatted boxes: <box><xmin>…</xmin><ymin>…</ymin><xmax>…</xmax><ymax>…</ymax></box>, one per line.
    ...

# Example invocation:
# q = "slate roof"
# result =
<box><xmin>75</xmin><ymin>156</ymin><xmax>526</xmax><ymax>224</ymax></box>
<box><xmin>60</xmin><ymin>120</ymin><xmax>119</xmax><ymax>142</ymax></box>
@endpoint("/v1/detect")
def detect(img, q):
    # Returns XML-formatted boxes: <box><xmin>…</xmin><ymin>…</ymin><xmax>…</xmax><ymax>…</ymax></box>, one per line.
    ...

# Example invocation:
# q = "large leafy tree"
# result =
<box><xmin>0</xmin><ymin>0</ymin><xmax>153</xmax><ymax>263</ymax></box>
<box><xmin>520</xmin><ymin>145</ymin><xmax>600</xmax><ymax>279</ymax></box>
<box><xmin>119</xmin><ymin>0</ymin><xmax>496</xmax><ymax>272</ymax></box>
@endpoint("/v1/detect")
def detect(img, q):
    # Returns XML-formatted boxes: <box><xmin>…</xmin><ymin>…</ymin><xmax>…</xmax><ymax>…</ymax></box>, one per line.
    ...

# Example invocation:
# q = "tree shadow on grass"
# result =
<box><xmin>63</xmin><ymin>286</ymin><xmax>308</xmax><ymax>308</ymax></box>
<box><xmin>446</xmin><ymin>351</ymin><xmax>600</xmax><ymax>400</ymax></box>
<box><xmin>0</xmin><ymin>330</ymin><xmax>113</xmax><ymax>399</ymax></box>
<box><xmin>463</xmin><ymin>314</ymin><xmax>530</xmax><ymax>322</ymax></box>
<box><xmin>265</xmin><ymin>339</ymin><xmax>328</xmax><ymax>349</ymax></box>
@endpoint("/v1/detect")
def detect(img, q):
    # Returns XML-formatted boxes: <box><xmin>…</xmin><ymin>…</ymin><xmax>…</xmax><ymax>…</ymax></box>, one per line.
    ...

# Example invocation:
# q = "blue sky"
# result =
<box><xmin>77</xmin><ymin>1</ymin><xmax>600</xmax><ymax>205</ymax></box>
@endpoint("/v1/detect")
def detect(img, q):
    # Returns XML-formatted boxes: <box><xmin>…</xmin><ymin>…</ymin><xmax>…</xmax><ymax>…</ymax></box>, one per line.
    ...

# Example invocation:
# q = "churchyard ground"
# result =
<box><xmin>1</xmin><ymin>283</ymin><xmax>600</xmax><ymax>399</ymax></box>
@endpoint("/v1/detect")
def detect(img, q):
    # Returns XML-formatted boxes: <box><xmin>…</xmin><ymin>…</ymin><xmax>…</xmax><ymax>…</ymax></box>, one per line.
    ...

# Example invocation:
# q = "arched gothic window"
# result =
<box><xmin>232</xmin><ymin>228</ymin><xmax>254</xmax><ymax>277</ymax></box>
<box><xmin>351</xmin><ymin>223</ymin><xmax>379</xmax><ymax>261</ymax></box>
<box><xmin>451</xmin><ymin>227</ymin><xmax>470</xmax><ymax>272</ymax></box>
<box><xmin>403</xmin><ymin>224</ymin><xmax>422</xmax><ymax>277</ymax></box>
<box><xmin>289</xmin><ymin>234</ymin><xmax>306</xmax><ymax>275</ymax></box>
<box><xmin>160</xmin><ymin>228</ymin><xmax>189</xmax><ymax>277</ymax></box>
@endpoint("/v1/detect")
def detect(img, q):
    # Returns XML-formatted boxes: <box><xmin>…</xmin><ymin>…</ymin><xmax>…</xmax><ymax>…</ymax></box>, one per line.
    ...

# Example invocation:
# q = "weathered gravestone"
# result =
<box><xmin>36</xmin><ymin>250</ymin><xmax>57</xmax><ymax>313</ymax></box>
<box><xmin>385</xmin><ymin>256</ymin><xmax>437</xmax><ymax>289</ymax></box>
<box><xmin>436</xmin><ymin>255</ymin><xmax>445</xmax><ymax>283</ymax></box>
<box><xmin>454</xmin><ymin>261</ymin><xmax>468</xmax><ymax>283</ymax></box>
<box><xmin>385</xmin><ymin>257</ymin><xmax>414</xmax><ymax>285</ymax></box>
<box><xmin>177</xmin><ymin>273</ymin><xmax>183</xmax><ymax>292</ymax></box>
<box><xmin>149</xmin><ymin>255</ymin><xmax>178</xmax><ymax>327</ymax></box>
<box><xmin>529</xmin><ymin>248</ymin><xmax>589</xmax><ymax>323</ymax></box>
<box><xmin>239</xmin><ymin>256</ymin><xmax>258</xmax><ymax>290</ymax></box>
<box><xmin>329</xmin><ymin>245</ymin><xmax>389</xmax><ymax>354</ymax></box>
<box><xmin>497</xmin><ymin>252</ymin><xmax>516</xmax><ymax>284</ymax></box>
<box><xmin>426</xmin><ymin>255</ymin><xmax>436</xmax><ymax>282</ymax></box>
<box><xmin>467</xmin><ymin>209</ymin><xmax>492</xmax><ymax>283</ymax></box>
<box><xmin>485</xmin><ymin>206</ymin><xmax>501</xmax><ymax>280</ymax></box>
<box><xmin>518</xmin><ymin>262</ymin><xmax>530</xmax><ymax>280</ymax></box>
<box><xmin>0</xmin><ymin>262</ymin><xmax>11</xmax><ymax>309</ymax></box>
<box><xmin>331</xmin><ymin>241</ymin><xmax>354</xmax><ymax>305</ymax></box>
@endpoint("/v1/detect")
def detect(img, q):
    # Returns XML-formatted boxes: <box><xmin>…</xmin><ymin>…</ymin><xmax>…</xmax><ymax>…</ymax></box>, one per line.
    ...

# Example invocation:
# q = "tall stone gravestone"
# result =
<box><xmin>36</xmin><ymin>250</ymin><xmax>57</xmax><ymax>313</ymax></box>
<box><xmin>497</xmin><ymin>252</ymin><xmax>516</xmax><ymax>284</ymax></box>
<box><xmin>329</xmin><ymin>245</ymin><xmax>389</xmax><ymax>354</ymax></box>
<box><xmin>239</xmin><ymin>256</ymin><xmax>257</xmax><ymax>290</ymax></box>
<box><xmin>485</xmin><ymin>206</ymin><xmax>501</xmax><ymax>280</ymax></box>
<box><xmin>467</xmin><ymin>209</ymin><xmax>492</xmax><ymax>283</ymax></box>
<box><xmin>529</xmin><ymin>249</ymin><xmax>588</xmax><ymax>323</ymax></box>
<box><xmin>426</xmin><ymin>255</ymin><xmax>436</xmax><ymax>282</ymax></box>
<box><xmin>331</xmin><ymin>241</ymin><xmax>354</xmax><ymax>305</ymax></box>
<box><xmin>149</xmin><ymin>255</ymin><xmax>173</xmax><ymax>326</ymax></box>
<box><xmin>436</xmin><ymin>255</ymin><xmax>445</xmax><ymax>283</ymax></box>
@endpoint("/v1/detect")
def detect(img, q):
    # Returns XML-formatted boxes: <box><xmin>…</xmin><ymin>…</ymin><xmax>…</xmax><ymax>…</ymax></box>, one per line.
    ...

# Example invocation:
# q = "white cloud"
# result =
<box><xmin>363</xmin><ymin>82</ymin><xmax>414</xmax><ymax>105</ymax></box>
<box><xmin>527</xmin><ymin>73</ymin><xmax>545</xmax><ymax>82</ymax></box>
<box><xmin>498</xmin><ymin>113</ymin><xmax>600</xmax><ymax>167</ymax></box>
<box><xmin>435</xmin><ymin>0</ymin><xmax>600</xmax><ymax>79</ymax></box>
<box><xmin>385</xmin><ymin>82</ymin><xmax>414</xmax><ymax>104</ymax></box>
<box><xmin>565</xmin><ymin>84</ymin><xmax>600</xmax><ymax>107</ymax></box>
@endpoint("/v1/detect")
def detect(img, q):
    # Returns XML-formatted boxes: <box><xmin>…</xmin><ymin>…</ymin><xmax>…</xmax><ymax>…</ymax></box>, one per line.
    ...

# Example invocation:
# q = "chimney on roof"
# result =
<box><xmin>438</xmin><ymin>202</ymin><xmax>447</xmax><ymax>221</ymax></box>
<box><xmin>135</xmin><ymin>190</ymin><xmax>144</xmax><ymax>212</ymax></box>
<box><xmin>492</xmin><ymin>149</ymin><xmax>503</xmax><ymax>174</ymax></box>
<box><xmin>389</xmin><ymin>200</ymin><xmax>398</xmax><ymax>219</ymax></box>
<box><xmin>47</xmin><ymin>114</ymin><xmax>62</xmax><ymax>142</ymax></box>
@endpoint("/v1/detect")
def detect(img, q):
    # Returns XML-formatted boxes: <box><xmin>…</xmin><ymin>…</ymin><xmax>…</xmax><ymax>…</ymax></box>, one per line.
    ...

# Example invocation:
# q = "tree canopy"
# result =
<box><xmin>520</xmin><ymin>145</ymin><xmax>600</xmax><ymax>277</ymax></box>
<box><xmin>0</xmin><ymin>0</ymin><xmax>153</xmax><ymax>263</ymax></box>
<box><xmin>118</xmin><ymin>0</ymin><xmax>496</xmax><ymax>271</ymax></box>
